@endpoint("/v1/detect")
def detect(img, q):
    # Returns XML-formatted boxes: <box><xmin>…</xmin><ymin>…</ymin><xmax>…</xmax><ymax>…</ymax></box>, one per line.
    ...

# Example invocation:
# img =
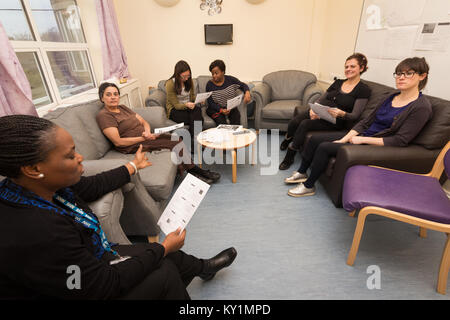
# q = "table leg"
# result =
<box><xmin>232</xmin><ymin>149</ymin><xmax>237</xmax><ymax>183</ymax></box>
<box><xmin>198</xmin><ymin>143</ymin><xmax>202</xmax><ymax>168</ymax></box>
<box><xmin>251</xmin><ymin>141</ymin><xmax>256</xmax><ymax>166</ymax></box>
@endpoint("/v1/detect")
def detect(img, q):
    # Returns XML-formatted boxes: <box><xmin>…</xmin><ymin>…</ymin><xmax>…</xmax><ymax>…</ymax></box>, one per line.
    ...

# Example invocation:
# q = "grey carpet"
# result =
<box><xmin>163</xmin><ymin>133</ymin><xmax>450</xmax><ymax>300</ymax></box>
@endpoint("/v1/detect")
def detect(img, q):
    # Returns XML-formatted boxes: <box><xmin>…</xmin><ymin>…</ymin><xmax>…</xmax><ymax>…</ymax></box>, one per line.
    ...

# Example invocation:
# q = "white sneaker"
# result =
<box><xmin>284</xmin><ymin>171</ymin><xmax>308</xmax><ymax>184</ymax></box>
<box><xmin>288</xmin><ymin>183</ymin><xmax>316</xmax><ymax>197</ymax></box>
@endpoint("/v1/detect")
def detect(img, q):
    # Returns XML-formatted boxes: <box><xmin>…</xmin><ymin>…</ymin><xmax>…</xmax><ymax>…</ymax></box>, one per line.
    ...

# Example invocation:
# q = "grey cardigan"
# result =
<box><xmin>352</xmin><ymin>93</ymin><xmax>432</xmax><ymax>147</ymax></box>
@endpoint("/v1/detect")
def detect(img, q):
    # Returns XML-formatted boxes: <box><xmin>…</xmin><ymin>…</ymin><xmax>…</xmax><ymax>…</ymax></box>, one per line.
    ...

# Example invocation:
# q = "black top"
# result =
<box><xmin>206</xmin><ymin>75</ymin><xmax>249</xmax><ymax>113</ymax></box>
<box><xmin>320</xmin><ymin>79</ymin><xmax>371</xmax><ymax>113</ymax></box>
<box><xmin>0</xmin><ymin>166</ymin><xmax>165</xmax><ymax>300</ymax></box>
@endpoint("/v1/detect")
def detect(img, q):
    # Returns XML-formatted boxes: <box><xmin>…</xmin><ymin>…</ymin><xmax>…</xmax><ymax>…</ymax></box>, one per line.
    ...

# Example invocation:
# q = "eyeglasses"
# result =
<box><xmin>179</xmin><ymin>73</ymin><xmax>191</xmax><ymax>80</ymax></box>
<box><xmin>393</xmin><ymin>71</ymin><xmax>416</xmax><ymax>79</ymax></box>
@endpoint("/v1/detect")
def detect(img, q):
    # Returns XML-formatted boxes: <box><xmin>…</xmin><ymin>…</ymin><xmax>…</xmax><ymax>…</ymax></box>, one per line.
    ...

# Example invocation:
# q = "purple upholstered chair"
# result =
<box><xmin>342</xmin><ymin>141</ymin><xmax>450</xmax><ymax>294</ymax></box>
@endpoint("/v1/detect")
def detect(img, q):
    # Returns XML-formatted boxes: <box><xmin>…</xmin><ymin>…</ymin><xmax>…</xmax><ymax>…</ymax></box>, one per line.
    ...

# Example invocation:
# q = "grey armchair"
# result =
<box><xmin>251</xmin><ymin>70</ymin><xmax>323</xmax><ymax>131</ymax></box>
<box><xmin>145</xmin><ymin>75</ymin><xmax>249</xmax><ymax>128</ymax></box>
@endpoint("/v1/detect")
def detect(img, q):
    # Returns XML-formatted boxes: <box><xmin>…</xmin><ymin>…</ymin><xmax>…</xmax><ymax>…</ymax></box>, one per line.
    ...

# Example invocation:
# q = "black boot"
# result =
<box><xmin>199</xmin><ymin>247</ymin><xmax>237</xmax><ymax>281</ymax></box>
<box><xmin>188</xmin><ymin>166</ymin><xmax>220</xmax><ymax>183</ymax></box>
<box><xmin>279</xmin><ymin>148</ymin><xmax>296</xmax><ymax>170</ymax></box>
<box><xmin>280</xmin><ymin>137</ymin><xmax>292</xmax><ymax>151</ymax></box>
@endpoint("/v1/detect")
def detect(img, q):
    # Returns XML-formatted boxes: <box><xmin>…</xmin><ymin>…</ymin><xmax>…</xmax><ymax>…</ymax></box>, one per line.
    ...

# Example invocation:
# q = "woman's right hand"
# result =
<box><xmin>309</xmin><ymin>109</ymin><xmax>320</xmax><ymax>120</ymax></box>
<box><xmin>186</xmin><ymin>102</ymin><xmax>195</xmax><ymax>109</ymax></box>
<box><xmin>221</xmin><ymin>108</ymin><xmax>230</xmax><ymax>115</ymax></box>
<box><xmin>132</xmin><ymin>144</ymin><xmax>152</xmax><ymax>170</ymax></box>
<box><xmin>162</xmin><ymin>228</ymin><xmax>186</xmax><ymax>256</ymax></box>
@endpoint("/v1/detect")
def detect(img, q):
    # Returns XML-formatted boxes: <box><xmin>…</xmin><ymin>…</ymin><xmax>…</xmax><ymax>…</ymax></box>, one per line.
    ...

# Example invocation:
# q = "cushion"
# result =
<box><xmin>102</xmin><ymin>149</ymin><xmax>177</xmax><ymax>201</ymax></box>
<box><xmin>343</xmin><ymin>165</ymin><xmax>450</xmax><ymax>223</ymax></box>
<box><xmin>412</xmin><ymin>95</ymin><xmax>450</xmax><ymax>150</ymax></box>
<box><xmin>196</xmin><ymin>75</ymin><xmax>212</xmax><ymax>93</ymax></box>
<box><xmin>262</xmin><ymin>100</ymin><xmax>302</xmax><ymax>120</ymax></box>
<box><xmin>263</xmin><ymin>70</ymin><xmax>317</xmax><ymax>101</ymax></box>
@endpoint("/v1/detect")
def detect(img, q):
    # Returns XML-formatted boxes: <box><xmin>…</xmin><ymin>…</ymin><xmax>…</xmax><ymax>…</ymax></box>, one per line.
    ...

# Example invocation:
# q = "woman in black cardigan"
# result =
<box><xmin>0</xmin><ymin>115</ymin><xmax>236</xmax><ymax>300</ymax></box>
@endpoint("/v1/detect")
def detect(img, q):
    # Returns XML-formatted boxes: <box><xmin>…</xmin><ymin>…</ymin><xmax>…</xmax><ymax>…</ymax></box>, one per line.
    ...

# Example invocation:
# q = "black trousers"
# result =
<box><xmin>287</xmin><ymin>108</ymin><xmax>341</xmax><ymax>151</ymax></box>
<box><xmin>169</xmin><ymin>106</ymin><xmax>204</xmax><ymax>138</ymax></box>
<box><xmin>116</xmin><ymin>244</ymin><xmax>203</xmax><ymax>300</ymax></box>
<box><xmin>298</xmin><ymin>132</ymin><xmax>348</xmax><ymax>188</ymax></box>
<box><xmin>206</xmin><ymin>108</ymin><xmax>241</xmax><ymax>125</ymax></box>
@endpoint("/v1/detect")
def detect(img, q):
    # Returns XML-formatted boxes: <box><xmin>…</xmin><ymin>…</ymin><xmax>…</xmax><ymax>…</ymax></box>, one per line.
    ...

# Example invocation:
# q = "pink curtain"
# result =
<box><xmin>0</xmin><ymin>22</ymin><xmax>37</xmax><ymax>117</ymax></box>
<box><xmin>95</xmin><ymin>0</ymin><xmax>130</xmax><ymax>80</ymax></box>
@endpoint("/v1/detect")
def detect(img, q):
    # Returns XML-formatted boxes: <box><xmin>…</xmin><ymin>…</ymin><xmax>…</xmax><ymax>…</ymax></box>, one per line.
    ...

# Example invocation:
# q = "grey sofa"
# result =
<box><xmin>145</xmin><ymin>75</ymin><xmax>249</xmax><ymax>129</ymax></box>
<box><xmin>44</xmin><ymin>100</ymin><xmax>179</xmax><ymax>240</ymax></box>
<box><xmin>251</xmin><ymin>70</ymin><xmax>323</xmax><ymax>131</ymax></box>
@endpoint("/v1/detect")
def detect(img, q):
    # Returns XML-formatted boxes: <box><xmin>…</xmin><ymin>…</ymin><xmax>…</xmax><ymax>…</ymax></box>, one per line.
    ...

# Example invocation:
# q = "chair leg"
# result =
<box><xmin>437</xmin><ymin>233</ymin><xmax>450</xmax><ymax>295</ymax></box>
<box><xmin>419</xmin><ymin>227</ymin><xmax>427</xmax><ymax>238</ymax></box>
<box><xmin>347</xmin><ymin>210</ymin><xmax>368</xmax><ymax>266</ymax></box>
<box><xmin>349</xmin><ymin>210</ymin><xmax>356</xmax><ymax>218</ymax></box>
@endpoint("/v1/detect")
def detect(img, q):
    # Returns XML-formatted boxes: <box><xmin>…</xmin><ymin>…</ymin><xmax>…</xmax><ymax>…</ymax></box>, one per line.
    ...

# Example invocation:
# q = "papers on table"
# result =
<box><xmin>309</xmin><ymin>103</ymin><xmax>336</xmax><ymax>124</ymax></box>
<box><xmin>157</xmin><ymin>173</ymin><xmax>210</xmax><ymax>235</ymax></box>
<box><xmin>154</xmin><ymin>122</ymin><xmax>184</xmax><ymax>134</ymax></box>
<box><xmin>194</xmin><ymin>92</ymin><xmax>213</xmax><ymax>104</ymax></box>
<box><xmin>216</xmin><ymin>124</ymin><xmax>243</xmax><ymax>131</ymax></box>
<box><xmin>198</xmin><ymin>129</ymin><xmax>230</xmax><ymax>144</ymax></box>
<box><xmin>227</xmin><ymin>94</ymin><xmax>243</xmax><ymax>110</ymax></box>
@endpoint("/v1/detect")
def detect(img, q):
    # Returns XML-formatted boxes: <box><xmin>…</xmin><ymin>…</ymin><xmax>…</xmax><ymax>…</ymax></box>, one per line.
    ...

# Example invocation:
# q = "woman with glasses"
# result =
<box><xmin>279</xmin><ymin>53</ymin><xmax>371</xmax><ymax>171</ymax></box>
<box><xmin>286</xmin><ymin>57</ymin><xmax>432</xmax><ymax>197</ymax></box>
<box><xmin>166</xmin><ymin>60</ymin><xmax>204</xmax><ymax>146</ymax></box>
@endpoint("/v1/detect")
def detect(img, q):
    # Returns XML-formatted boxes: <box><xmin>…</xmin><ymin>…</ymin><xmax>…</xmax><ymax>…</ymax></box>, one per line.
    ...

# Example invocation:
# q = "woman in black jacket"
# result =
<box><xmin>0</xmin><ymin>115</ymin><xmax>236</xmax><ymax>300</ymax></box>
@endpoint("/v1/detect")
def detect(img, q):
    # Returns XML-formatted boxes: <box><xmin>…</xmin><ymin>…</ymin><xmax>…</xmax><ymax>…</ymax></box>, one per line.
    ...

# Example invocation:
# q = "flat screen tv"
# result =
<box><xmin>204</xmin><ymin>24</ymin><xmax>233</xmax><ymax>45</ymax></box>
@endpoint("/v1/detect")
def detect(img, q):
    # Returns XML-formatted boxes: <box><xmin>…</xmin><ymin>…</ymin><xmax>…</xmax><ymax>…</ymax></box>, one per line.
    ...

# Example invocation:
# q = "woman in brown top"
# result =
<box><xmin>96</xmin><ymin>82</ymin><xmax>220</xmax><ymax>184</ymax></box>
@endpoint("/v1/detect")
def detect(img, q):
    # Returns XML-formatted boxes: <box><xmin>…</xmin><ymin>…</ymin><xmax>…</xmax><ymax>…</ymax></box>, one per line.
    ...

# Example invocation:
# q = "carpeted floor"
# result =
<box><xmin>160</xmin><ymin>132</ymin><xmax>450</xmax><ymax>300</ymax></box>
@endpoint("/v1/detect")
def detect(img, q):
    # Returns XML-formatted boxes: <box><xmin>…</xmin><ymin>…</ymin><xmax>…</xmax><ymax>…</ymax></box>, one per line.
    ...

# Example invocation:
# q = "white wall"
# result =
<box><xmin>112</xmin><ymin>0</ymin><xmax>334</xmax><ymax>98</ymax></box>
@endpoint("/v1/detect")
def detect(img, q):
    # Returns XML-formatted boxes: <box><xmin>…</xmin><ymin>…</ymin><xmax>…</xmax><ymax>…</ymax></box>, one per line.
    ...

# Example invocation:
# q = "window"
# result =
<box><xmin>0</xmin><ymin>0</ymin><xmax>96</xmax><ymax>111</ymax></box>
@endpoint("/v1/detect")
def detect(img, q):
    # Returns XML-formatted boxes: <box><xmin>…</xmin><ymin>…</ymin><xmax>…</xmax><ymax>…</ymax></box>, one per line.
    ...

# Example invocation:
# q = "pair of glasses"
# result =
<box><xmin>393</xmin><ymin>71</ymin><xmax>416</xmax><ymax>79</ymax></box>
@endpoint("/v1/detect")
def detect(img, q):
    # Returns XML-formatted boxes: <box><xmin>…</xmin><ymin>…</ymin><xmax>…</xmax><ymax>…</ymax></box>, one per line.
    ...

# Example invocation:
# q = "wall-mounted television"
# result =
<box><xmin>204</xmin><ymin>24</ymin><xmax>233</xmax><ymax>45</ymax></box>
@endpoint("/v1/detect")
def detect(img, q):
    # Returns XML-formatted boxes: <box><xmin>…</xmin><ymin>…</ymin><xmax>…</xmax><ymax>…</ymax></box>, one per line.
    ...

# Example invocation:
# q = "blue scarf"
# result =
<box><xmin>0</xmin><ymin>178</ymin><xmax>113</xmax><ymax>259</ymax></box>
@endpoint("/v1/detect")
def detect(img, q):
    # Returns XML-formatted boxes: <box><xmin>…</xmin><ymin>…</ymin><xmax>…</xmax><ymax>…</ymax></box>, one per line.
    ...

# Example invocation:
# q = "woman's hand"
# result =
<box><xmin>186</xmin><ymin>102</ymin><xmax>195</xmax><ymax>110</ymax></box>
<box><xmin>328</xmin><ymin>108</ymin><xmax>345</xmax><ymax>119</ymax></box>
<box><xmin>132</xmin><ymin>144</ymin><xmax>152</xmax><ymax>170</ymax></box>
<box><xmin>142</xmin><ymin>131</ymin><xmax>159</xmax><ymax>140</ymax></box>
<box><xmin>162</xmin><ymin>228</ymin><xmax>186</xmax><ymax>256</ymax></box>
<box><xmin>220</xmin><ymin>108</ymin><xmax>230</xmax><ymax>115</ymax></box>
<box><xmin>309</xmin><ymin>109</ymin><xmax>320</xmax><ymax>120</ymax></box>
<box><xmin>244</xmin><ymin>91</ymin><xmax>251</xmax><ymax>104</ymax></box>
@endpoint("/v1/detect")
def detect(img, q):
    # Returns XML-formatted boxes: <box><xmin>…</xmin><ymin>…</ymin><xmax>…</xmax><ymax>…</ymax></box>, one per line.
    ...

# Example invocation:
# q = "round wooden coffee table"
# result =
<box><xmin>197</xmin><ymin>128</ymin><xmax>257</xmax><ymax>183</ymax></box>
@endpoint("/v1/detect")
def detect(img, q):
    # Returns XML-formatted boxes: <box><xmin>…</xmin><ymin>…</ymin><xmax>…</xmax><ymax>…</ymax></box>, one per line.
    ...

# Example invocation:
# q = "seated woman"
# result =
<box><xmin>286</xmin><ymin>57</ymin><xmax>432</xmax><ymax>197</ymax></box>
<box><xmin>279</xmin><ymin>53</ymin><xmax>371</xmax><ymax>170</ymax></box>
<box><xmin>0</xmin><ymin>115</ymin><xmax>237</xmax><ymax>299</ymax></box>
<box><xmin>206</xmin><ymin>59</ymin><xmax>252</xmax><ymax>125</ymax></box>
<box><xmin>166</xmin><ymin>60</ymin><xmax>203</xmax><ymax>144</ymax></box>
<box><xmin>96</xmin><ymin>82</ymin><xmax>219</xmax><ymax>184</ymax></box>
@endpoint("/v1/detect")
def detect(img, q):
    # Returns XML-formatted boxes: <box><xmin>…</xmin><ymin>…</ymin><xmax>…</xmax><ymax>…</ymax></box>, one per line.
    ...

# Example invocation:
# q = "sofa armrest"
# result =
<box><xmin>302</xmin><ymin>83</ymin><xmax>323</xmax><ymax>105</ymax></box>
<box><xmin>236</xmin><ymin>89</ymin><xmax>248</xmax><ymax>128</ymax></box>
<box><xmin>251</xmin><ymin>82</ymin><xmax>271</xmax><ymax>130</ymax></box>
<box><xmin>145</xmin><ymin>89</ymin><xmax>166</xmax><ymax>107</ymax></box>
<box><xmin>134</xmin><ymin>106</ymin><xmax>173</xmax><ymax>131</ymax></box>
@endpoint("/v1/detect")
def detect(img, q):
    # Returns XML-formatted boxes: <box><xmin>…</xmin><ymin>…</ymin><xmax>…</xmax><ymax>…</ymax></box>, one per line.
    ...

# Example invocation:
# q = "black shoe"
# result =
<box><xmin>279</xmin><ymin>148</ymin><xmax>296</xmax><ymax>170</ymax></box>
<box><xmin>200</xmin><ymin>169</ymin><xmax>221</xmax><ymax>182</ymax></box>
<box><xmin>280</xmin><ymin>138</ymin><xmax>291</xmax><ymax>151</ymax></box>
<box><xmin>190</xmin><ymin>172</ymin><xmax>214</xmax><ymax>184</ymax></box>
<box><xmin>199</xmin><ymin>247</ymin><xmax>237</xmax><ymax>281</ymax></box>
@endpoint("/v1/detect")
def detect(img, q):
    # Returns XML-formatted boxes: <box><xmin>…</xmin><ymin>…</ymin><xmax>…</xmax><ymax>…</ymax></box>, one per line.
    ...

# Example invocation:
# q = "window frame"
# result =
<box><xmin>7</xmin><ymin>0</ymin><xmax>98</xmax><ymax>114</ymax></box>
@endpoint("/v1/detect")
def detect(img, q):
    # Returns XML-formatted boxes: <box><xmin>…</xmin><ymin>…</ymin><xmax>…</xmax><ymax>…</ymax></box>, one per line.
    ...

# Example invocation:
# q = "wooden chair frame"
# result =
<box><xmin>346</xmin><ymin>141</ymin><xmax>450</xmax><ymax>294</ymax></box>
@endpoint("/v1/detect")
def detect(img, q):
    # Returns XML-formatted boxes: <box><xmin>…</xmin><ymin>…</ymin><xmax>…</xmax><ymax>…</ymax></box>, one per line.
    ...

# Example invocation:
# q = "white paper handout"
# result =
<box><xmin>154</xmin><ymin>122</ymin><xmax>184</xmax><ymax>134</ymax></box>
<box><xmin>157</xmin><ymin>173</ymin><xmax>210</xmax><ymax>235</ymax></box>
<box><xmin>194</xmin><ymin>92</ymin><xmax>213</xmax><ymax>104</ymax></box>
<box><xmin>198</xmin><ymin>129</ymin><xmax>230</xmax><ymax>144</ymax></box>
<box><xmin>309</xmin><ymin>103</ymin><xmax>336</xmax><ymax>124</ymax></box>
<box><xmin>226</xmin><ymin>94</ymin><xmax>243</xmax><ymax>111</ymax></box>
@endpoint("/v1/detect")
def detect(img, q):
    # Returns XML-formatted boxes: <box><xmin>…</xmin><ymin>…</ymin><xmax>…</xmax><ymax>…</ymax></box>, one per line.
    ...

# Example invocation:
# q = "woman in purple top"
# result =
<box><xmin>206</xmin><ymin>59</ymin><xmax>252</xmax><ymax>125</ymax></box>
<box><xmin>286</xmin><ymin>57</ymin><xmax>433</xmax><ymax>198</ymax></box>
